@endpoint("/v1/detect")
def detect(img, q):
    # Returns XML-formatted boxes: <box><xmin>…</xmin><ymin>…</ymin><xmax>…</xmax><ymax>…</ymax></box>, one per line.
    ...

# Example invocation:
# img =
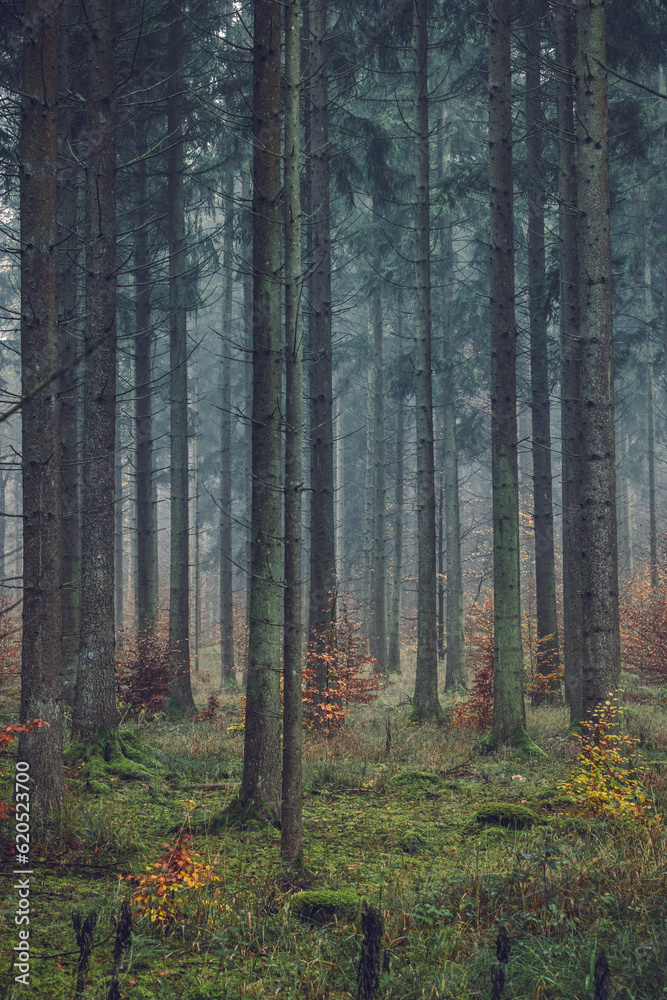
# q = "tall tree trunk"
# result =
<box><xmin>575</xmin><ymin>0</ymin><xmax>620</xmax><ymax>716</ymax></box>
<box><xmin>220</xmin><ymin>173</ymin><xmax>235</xmax><ymax>687</ymax></box>
<box><xmin>114</xmin><ymin>419</ymin><xmax>124</xmax><ymax>633</ymax></box>
<box><xmin>19</xmin><ymin>0</ymin><xmax>64</xmax><ymax>814</ymax></box>
<box><xmin>242</xmin><ymin>160</ymin><xmax>253</xmax><ymax>674</ymax></box>
<box><xmin>438</xmin><ymin>110</ymin><xmax>466</xmax><ymax>689</ymax></box>
<box><xmin>135</xmin><ymin>126</ymin><xmax>158</xmax><ymax>642</ymax></box>
<box><xmin>618</xmin><ymin>433</ymin><xmax>633</xmax><ymax>578</ymax></box>
<box><xmin>362</xmin><ymin>364</ymin><xmax>374</xmax><ymax>619</ymax></box>
<box><xmin>167</xmin><ymin>2</ymin><xmax>195</xmax><ymax>717</ymax></box>
<box><xmin>387</xmin><ymin>394</ymin><xmax>404</xmax><ymax>673</ymax></box>
<box><xmin>192</xmin><ymin>355</ymin><xmax>200</xmax><ymax>671</ymax></box>
<box><xmin>58</xmin><ymin>0</ymin><xmax>80</xmax><ymax>707</ymax></box>
<box><xmin>307</xmin><ymin>0</ymin><xmax>336</xmax><ymax>690</ymax></box>
<box><xmin>73</xmin><ymin>0</ymin><xmax>118</xmax><ymax>736</ymax></box>
<box><xmin>525</xmin><ymin>0</ymin><xmax>560</xmax><ymax>699</ymax></box>
<box><xmin>370</xmin><ymin>288</ymin><xmax>387</xmax><ymax>672</ymax></box>
<box><xmin>411</xmin><ymin>0</ymin><xmax>441</xmax><ymax>723</ymax></box>
<box><xmin>335</xmin><ymin>378</ymin><xmax>345</xmax><ymax>585</ymax></box>
<box><xmin>241</xmin><ymin>0</ymin><xmax>282</xmax><ymax>812</ymax></box>
<box><xmin>282</xmin><ymin>0</ymin><xmax>304</xmax><ymax>864</ymax></box>
<box><xmin>645</xmin><ymin>244</ymin><xmax>657</xmax><ymax>588</ymax></box>
<box><xmin>554</xmin><ymin>0</ymin><xmax>583</xmax><ymax>720</ymax></box>
<box><xmin>488</xmin><ymin>0</ymin><xmax>525</xmax><ymax>742</ymax></box>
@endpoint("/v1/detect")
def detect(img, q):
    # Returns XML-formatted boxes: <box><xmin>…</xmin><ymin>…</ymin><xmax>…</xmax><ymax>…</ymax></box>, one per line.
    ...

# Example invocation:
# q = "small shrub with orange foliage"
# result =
<box><xmin>620</xmin><ymin>569</ymin><xmax>667</xmax><ymax>685</ymax></box>
<box><xmin>121</xmin><ymin>832</ymin><xmax>221</xmax><ymax>926</ymax></box>
<box><xmin>116</xmin><ymin>621</ymin><xmax>171</xmax><ymax>721</ymax></box>
<box><xmin>453</xmin><ymin>598</ymin><xmax>494</xmax><ymax>732</ymax></box>
<box><xmin>303</xmin><ymin>599</ymin><xmax>387</xmax><ymax>731</ymax></box>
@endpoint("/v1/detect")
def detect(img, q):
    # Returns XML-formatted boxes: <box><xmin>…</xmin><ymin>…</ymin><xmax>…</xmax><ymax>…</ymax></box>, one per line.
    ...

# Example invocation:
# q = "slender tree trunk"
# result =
<box><xmin>114</xmin><ymin>420</ymin><xmax>123</xmax><ymax>633</ymax></box>
<box><xmin>135</xmin><ymin>128</ymin><xmax>158</xmax><ymax>641</ymax></box>
<box><xmin>387</xmin><ymin>395</ymin><xmax>404</xmax><ymax>672</ymax></box>
<box><xmin>437</xmin><ymin>461</ymin><xmax>445</xmax><ymax>660</ymax></box>
<box><xmin>488</xmin><ymin>0</ymin><xmax>525</xmax><ymax>742</ymax></box>
<box><xmin>242</xmin><ymin>162</ymin><xmax>253</xmax><ymax>674</ymax></box>
<box><xmin>575</xmin><ymin>0</ymin><xmax>621</xmax><ymax>716</ymax></box>
<box><xmin>438</xmin><ymin>113</ymin><xmax>466</xmax><ymax>689</ymax></box>
<box><xmin>19</xmin><ymin>0</ymin><xmax>64</xmax><ymax>814</ymax></box>
<box><xmin>307</xmin><ymin>0</ymin><xmax>336</xmax><ymax>689</ymax></box>
<box><xmin>192</xmin><ymin>356</ymin><xmax>200</xmax><ymax>671</ymax></box>
<box><xmin>58</xmin><ymin>0</ymin><xmax>80</xmax><ymax>707</ymax></box>
<box><xmin>411</xmin><ymin>0</ymin><xmax>441</xmax><ymax>723</ymax></box>
<box><xmin>370</xmin><ymin>288</ymin><xmax>387</xmax><ymax>672</ymax></box>
<box><xmin>553</xmin><ymin>0</ymin><xmax>583</xmax><ymax>720</ymax></box>
<box><xmin>167</xmin><ymin>2</ymin><xmax>195</xmax><ymax>716</ymax></box>
<box><xmin>220</xmin><ymin>173</ymin><xmax>235</xmax><ymax>687</ymax></box>
<box><xmin>362</xmin><ymin>365</ymin><xmax>374</xmax><ymax>619</ymax></box>
<box><xmin>241</xmin><ymin>0</ymin><xmax>282</xmax><ymax>812</ymax></box>
<box><xmin>525</xmin><ymin>0</ymin><xmax>560</xmax><ymax>699</ymax></box>
<box><xmin>73</xmin><ymin>0</ymin><xmax>118</xmax><ymax>736</ymax></box>
<box><xmin>645</xmin><ymin>246</ymin><xmax>657</xmax><ymax>588</ymax></box>
<box><xmin>282</xmin><ymin>0</ymin><xmax>304</xmax><ymax>864</ymax></box>
<box><xmin>618</xmin><ymin>434</ymin><xmax>633</xmax><ymax>578</ymax></box>
<box><xmin>335</xmin><ymin>378</ymin><xmax>345</xmax><ymax>584</ymax></box>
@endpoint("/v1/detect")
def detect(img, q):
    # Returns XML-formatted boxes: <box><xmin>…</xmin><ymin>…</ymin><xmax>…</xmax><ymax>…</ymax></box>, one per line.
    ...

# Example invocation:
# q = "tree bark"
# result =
<box><xmin>19</xmin><ymin>0</ymin><xmax>64</xmax><ymax>814</ymax></box>
<box><xmin>488</xmin><ymin>0</ymin><xmax>526</xmax><ymax>742</ymax></box>
<box><xmin>370</xmin><ymin>288</ymin><xmax>387</xmax><ymax>673</ymax></box>
<box><xmin>73</xmin><ymin>0</ymin><xmax>118</xmax><ymax>736</ymax></box>
<box><xmin>387</xmin><ymin>393</ymin><xmax>404</xmax><ymax>673</ymax></box>
<box><xmin>575</xmin><ymin>0</ymin><xmax>621</xmax><ymax>716</ymax></box>
<box><xmin>525</xmin><ymin>0</ymin><xmax>560</xmax><ymax>700</ymax></box>
<box><xmin>644</xmin><ymin>241</ymin><xmax>657</xmax><ymax>588</ymax></box>
<box><xmin>553</xmin><ymin>0</ymin><xmax>583</xmax><ymax>720</ymax></box>
<box><xmin>307</xmin><ymin>0</ymin><xmax>336</xmax><ymax>689</ymax></box>
<box><xmin>241</xmin><ymin>0</ymin><xmax>283</xmax><ymax>812</ymax></box>
<box><xmin>134</xmin><ymin>123</ymin><xmax>158</xmax><ymax>642</ymax></box>
<box><xmin>411</xmin><ymin>0</ymin><xmax>441</xmax><ymax>723</ymax></box>
<box><xmin>58</xmin><ymin>0</ymin><xmax>80</xmax><ymax>708</ymax></box>
<box><xmin>167</xmin><ymin>2</ymin><xmax>195</xmax><ymax>716</ymax></box>
<box><xmin>282</xmin><ymin>0</ymin><xmax>304</xmax><ymax>864</ymax></box>
<box><xmin>438</xmin><ymin>108</ymin><xmax>466</xmax><ymax>690</ymax></box>
<box><xmin>220</xmin><ymin>172</ymin><xmax>235</xmax><ymax>687</ymax></box>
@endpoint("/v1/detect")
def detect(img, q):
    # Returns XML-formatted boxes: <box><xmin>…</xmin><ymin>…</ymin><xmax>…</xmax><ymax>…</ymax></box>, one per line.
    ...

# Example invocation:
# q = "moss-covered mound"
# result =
<box><xmin>65</xmin><ymin>728</ymin><xmax>159</xmax><ymax>794</ymax></box>
<box><xmin>290</xmin><ymin>890</ymin><xmax>361</xmax><ymax>924</ymax></box>
<box><xmin>474</xmin><ymin>801</ymin><xmax>538</xmax><ymax>830</ymax></box>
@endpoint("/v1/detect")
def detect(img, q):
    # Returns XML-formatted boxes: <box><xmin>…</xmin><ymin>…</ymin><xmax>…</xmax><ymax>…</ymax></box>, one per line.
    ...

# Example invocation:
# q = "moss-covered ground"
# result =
<box><xmin>3</xmin><ymin>659</ymin><xmax>667</xmax><ymax>998</ymax></box>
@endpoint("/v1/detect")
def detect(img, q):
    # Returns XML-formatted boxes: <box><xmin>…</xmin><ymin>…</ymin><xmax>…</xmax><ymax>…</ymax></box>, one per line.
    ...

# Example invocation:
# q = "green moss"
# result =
<box><xmin>65</xmin><ymin>727</ymin><xmax>158</xmax><ymax>793</ymax></box>
<box><xmin>397</xmin><ymin>828</ymin><xmax>427</xmax><ymax>855</ymax></box>
<box><xmin>387</xmin><ymin>770</ymin><xmax>442</xmax><ymax>789</ymax></box>
<box><xmin>550</xmin><ymin>815</ymin><xmax>595</xmax><ymax>836</ymax></box>
<box><xmin>477</xmin><ymin>732</ymin><xmax>498</xmax><ymax>755</ymax></box>
<box><xmin>290</xmin><ymin>890</ymin><xmax>361</xmax><ymax>923</ymax></box>
<box><xmin>474</xmin><ymin>801</ymin><xmax>538</xmax><ymax>830</ymax></box>
<box><xmin>203</xmin><ymin>793</ymin><xmax>280</xmax><ymax>833</ymax></box>
<box><xmin>512</xmin><ymin>728</ymin><xmax>547</xmax><ymax>758</ymax></box>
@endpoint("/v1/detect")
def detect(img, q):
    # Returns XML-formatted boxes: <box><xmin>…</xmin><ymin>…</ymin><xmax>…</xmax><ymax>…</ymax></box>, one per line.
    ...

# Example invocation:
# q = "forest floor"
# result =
<box><xmin>2</xmin><ymin>652</ymin><xmax>667</xmax><ymax>999</ymax></box>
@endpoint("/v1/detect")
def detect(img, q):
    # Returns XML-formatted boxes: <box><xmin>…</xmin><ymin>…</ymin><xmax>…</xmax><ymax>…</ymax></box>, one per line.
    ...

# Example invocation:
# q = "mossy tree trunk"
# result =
<box><xmin>411</xmin><ymin>0</ymin><xmax>441</xmax><ymax>723</ymax></box>
<box><xmin>19</xmin><ymin>0</ymin><xmax>64</xmax><ymax>816</ymax></box>
<box><xmin>438</xmin><ymin>108</ymin><xmax>466</xmax><ymax>690</ymax></box>
<box><xmin>307</xmin><ymin>0</ymin><xmax>336</xmax><ymax>694</ymax></box>
<box><xmin>220</xmin><ymin>169</ymin><xmax>235</xmax><ymax>687</ymax></box>
<box><xmin>134</xmin><ymin>121</ymin><xmax>158</xmax><ymax>644</ymax></box>
<box><xmin>575</xmin><ymin>0</ymin><xmax>621</xmax><ymax>717</ymax></box>
<box><xmin>167</xmin><ymin>2</ymin><xmax>196</xmax><ymax>717</ymax></box>
<box><xmin>370</xmin><ymin>287</ymin><xmax>387</xmax><ymax>674</ymax></box>
<box><xmin>554</xmin><ymin>0</ymin><xmax>583</xmax><ymax>720</ymax></box>
<box><xmin>282</xmin><ymin>0</ymin><xmax>304</xmax><ymax>865</ymax></box>
<box><xmin>525</xmin><ymin>0</ymin><xmax>560</xmax><ymax>701</ymax></box>
<box><xmin>387</xmin><ymin>392</ymin><xmax>404</xmax><ymax>673</ymax></box>
<box><xmin>241</xmin><ymin>0</ymin><xmax>283</xmax><ymax>813</ymax></box>
<box><xmin>73</xmin><ymin>0</ymin><xmax>118</xmax><ymax>740</ymax></box>
<box><xmin>488</xmin><ymin>0</ymin><xmax>526</xmax><ymax>743</ymax></box>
